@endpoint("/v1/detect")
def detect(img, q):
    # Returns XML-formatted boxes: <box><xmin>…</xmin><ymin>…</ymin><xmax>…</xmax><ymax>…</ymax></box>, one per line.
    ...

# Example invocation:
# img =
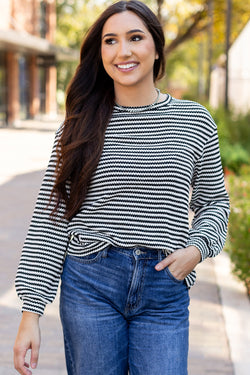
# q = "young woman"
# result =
<box><xmin>13</xmin><ymin>1</ymin><xmax>230</xmax><ymax>374</ymax></box>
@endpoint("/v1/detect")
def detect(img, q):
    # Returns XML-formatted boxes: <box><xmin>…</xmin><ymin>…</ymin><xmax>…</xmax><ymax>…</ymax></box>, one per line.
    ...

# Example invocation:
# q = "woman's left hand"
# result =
<box><xmin>155</xmin><ymin>246</ymin><xmax>201</xmax><ymax>280</ymax></box>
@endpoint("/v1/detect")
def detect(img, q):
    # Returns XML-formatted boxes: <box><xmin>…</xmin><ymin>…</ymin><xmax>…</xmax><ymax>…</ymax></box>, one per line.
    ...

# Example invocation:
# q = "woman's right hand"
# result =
<box><xmin>13</xmin><ymin>311</ymin><xmax>41</xmax><ymax>375</ymax></box>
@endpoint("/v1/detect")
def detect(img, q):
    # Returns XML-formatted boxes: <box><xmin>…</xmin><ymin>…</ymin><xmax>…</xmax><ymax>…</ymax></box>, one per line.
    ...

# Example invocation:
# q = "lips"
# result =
<box><xmin>115</xmin><ymin>62</ymin><xmax>139</xmax><ymax>71</ymax></box>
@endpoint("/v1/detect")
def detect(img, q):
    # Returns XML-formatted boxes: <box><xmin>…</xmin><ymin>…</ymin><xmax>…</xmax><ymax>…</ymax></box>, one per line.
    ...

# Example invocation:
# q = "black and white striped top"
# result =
<box><xmin>15</xmin><ymin>95</ymin><xmax>230</xmax><ymax>315</ymax></box>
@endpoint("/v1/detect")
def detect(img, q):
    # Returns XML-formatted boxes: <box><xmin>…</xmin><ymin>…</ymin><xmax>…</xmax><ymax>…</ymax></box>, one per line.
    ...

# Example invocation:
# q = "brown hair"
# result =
<box><xmin>52</xmin><ymin>0</ymin><xmax>165</xmax><ymax>220</ymax></box>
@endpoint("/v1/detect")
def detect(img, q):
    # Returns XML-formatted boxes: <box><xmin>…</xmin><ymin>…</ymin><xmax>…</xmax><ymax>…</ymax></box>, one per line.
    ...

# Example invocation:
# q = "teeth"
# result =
<box><xmin>117</xmin><ymin>63</ymin><xmax>137</xmax><ymax>69</ymax></box>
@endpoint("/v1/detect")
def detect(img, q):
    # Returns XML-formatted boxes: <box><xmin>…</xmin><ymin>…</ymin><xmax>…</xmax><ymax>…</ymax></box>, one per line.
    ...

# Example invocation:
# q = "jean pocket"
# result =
<box><xmin>67</xmin><ymin>250</ymin><xmax>103</xmax><ymax>264</ymax></box>
<box><xmin>164</xmin><ymin>266</ymin><xmax>184</xmax><ymax>284</ymax></box>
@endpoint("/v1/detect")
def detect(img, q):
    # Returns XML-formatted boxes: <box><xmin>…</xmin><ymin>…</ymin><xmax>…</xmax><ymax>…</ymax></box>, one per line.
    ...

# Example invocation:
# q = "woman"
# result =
<box><xmin>13</xmin><ymin>1</ymin><xmax>230</xmax><ymax>374</ymax></box>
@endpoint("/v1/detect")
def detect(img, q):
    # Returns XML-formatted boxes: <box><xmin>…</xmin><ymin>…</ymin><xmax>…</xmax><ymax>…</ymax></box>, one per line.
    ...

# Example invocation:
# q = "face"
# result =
<box><xmin>101</xmin><ymin>11</ymin><xmax>158</xmax><ymax>91</ymax></box>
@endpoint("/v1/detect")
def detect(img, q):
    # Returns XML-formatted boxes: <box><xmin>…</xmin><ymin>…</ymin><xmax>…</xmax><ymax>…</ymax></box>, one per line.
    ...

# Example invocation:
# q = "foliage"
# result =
<box><xmin>226</xmin><ymin>171</ymin><xmax>250</xmax><ymax>295</ymax></box>
<box><xmin>56</xmin><ymin>0</ymin><xmax>106</xmax><ymax>49</ymax></box>
<box><xmin>211</xmin><ymin>108</ymin><xmax>250</xmax><ymax>152</ymax></box>
<box><xmin>156</xmin><ymin>0</ymin><xmax>250</xmax><ymax>99</ymax></box>
<box><xmin>212</xmin><ymin>0</ymin><xmax>250</xmax><ymax>58</ymax></box>
<box><xmin>159</xmin><ymin>0</ymin><xmax>209</xmax><ymax>56</ymax></box>
<box><xmin>209</xmin><ymin>107</ymin><xmax>250</xmax><ymax>173</ymax></box>
<box><xmin>220</xmin><ymin>142</ymin><xmax>249</xmax><ymax>174</ymax></box>
<box><xmin>56</xmin><ymin>0</ymin><xmax>108</xmax><ymax>107</ymax></box>
<box><xmin>164</xmin><ymin>38</ymin><xmax>203</xmax><ymax>94</ymax></box>
<box><xmin>155</xmin><ymin>0</ymin><xmax>250</xmax><ymax>57</ymax></box>
<box><xmin>55</xmin><ymin>1</ymin><xmax>250</xmax><ymax>107</ymax></box>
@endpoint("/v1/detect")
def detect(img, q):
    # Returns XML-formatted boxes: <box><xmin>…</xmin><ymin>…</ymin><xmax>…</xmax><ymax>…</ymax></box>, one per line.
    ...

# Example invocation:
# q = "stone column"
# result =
<box><xmin>6</xmin><ymin>52</ymin><xmax>19</xmax><ymax>125</ymax></box>
<box><xmin>45</xmin><ymin>1</ymin><xmax>57</xmax><ymax>117</ymax></box>
<box><xmin>45</xmin><ymin>60</ymin><xmax>57</xmax><ymax>117</ymax></box>
<box><xmin>29</xmin><ymin>55</ymin><xmax>40</xmax><ymax>118</ymax></box>
<box><xmin>46</xmin><ymin>0</ymin><xmax>56</xmax><ymax>43</ymax></box>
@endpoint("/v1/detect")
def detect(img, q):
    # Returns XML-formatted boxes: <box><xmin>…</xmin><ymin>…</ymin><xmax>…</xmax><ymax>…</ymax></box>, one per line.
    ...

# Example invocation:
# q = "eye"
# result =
<box><xmin>130</xmin><ymin>34</ymin><xmax>143</xmax><ymax>42</ymax></box>
<box><xmin>104</xmin><ymin>38</ymin><xmax>116</xmax><ymax>45</ymax></box>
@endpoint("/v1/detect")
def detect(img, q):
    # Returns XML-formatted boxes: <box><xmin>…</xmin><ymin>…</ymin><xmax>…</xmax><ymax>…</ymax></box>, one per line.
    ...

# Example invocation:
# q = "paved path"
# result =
<box><xmin>0</xmin><ymin>120</ymin><xmax>248</xmax><ymax>374</ymax></box>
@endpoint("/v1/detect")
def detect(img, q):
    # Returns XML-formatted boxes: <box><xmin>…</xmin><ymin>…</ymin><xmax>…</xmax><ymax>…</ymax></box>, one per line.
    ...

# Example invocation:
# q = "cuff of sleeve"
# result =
<box><xmin>22</xmin><ymin>300</ymin><xmax>46</xmax><ymax>316</ymax></box>
<box><xmin>186</xmin><ymin>238</ymin><xmax>209</xmax><ymax>262</ymax></box>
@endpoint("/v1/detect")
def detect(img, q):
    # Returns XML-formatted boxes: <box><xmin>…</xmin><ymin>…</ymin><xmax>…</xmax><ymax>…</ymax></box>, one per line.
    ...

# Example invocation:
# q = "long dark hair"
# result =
<box><xmin>52</xmin><ymin>0</ymin><xmax>165</xmax><ymax>220</ymax></box>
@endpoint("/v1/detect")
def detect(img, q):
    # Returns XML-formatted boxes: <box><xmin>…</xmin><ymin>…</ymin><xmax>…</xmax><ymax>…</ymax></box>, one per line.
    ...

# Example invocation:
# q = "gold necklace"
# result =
<box><xmin>115</xmin><ymin>88</ymin><xmax>160</xmax><ymax>113</ymax></box>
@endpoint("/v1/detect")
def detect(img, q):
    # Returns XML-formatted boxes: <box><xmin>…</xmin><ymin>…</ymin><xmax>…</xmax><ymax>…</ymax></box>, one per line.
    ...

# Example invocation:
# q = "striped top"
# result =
<box><xmin>15</xmin><ymin>95</ymin><xmax>230</xmax><ymax>315</ymax></box>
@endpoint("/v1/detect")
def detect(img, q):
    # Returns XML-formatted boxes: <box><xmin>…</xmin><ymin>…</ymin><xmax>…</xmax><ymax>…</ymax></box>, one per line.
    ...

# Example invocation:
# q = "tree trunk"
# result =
<box><xmin>225</xmin><ymin>0</ymin><xmax>232</xmax><ymax>110</ymax></box>
<box><xmin>156</xmin><ymin>0</ymin><xmax>164</xmax><ymax>25</ymax></box>
<box><xmin>206</xmin><ymin>0</ymin><xmax>213</xmax><ymax>100</ymax></box>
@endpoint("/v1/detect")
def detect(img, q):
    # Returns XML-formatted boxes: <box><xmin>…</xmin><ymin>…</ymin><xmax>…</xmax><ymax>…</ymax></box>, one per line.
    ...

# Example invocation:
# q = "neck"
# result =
<box><xmin>114</xmin><ymin>84</ymin><xmax>158</xmax><ymax>107</ymax></box>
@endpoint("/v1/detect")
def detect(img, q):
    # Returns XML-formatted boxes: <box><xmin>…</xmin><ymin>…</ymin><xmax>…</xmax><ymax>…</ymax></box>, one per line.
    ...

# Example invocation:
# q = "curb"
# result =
<box><xmin>214</xmin><ymin>252</ymin><xmax>250</xmax><ymax>375</ymax></box>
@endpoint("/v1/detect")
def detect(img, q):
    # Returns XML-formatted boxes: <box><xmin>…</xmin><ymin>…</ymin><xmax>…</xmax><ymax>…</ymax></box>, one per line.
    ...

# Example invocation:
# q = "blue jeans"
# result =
<box><xmin>60</xmin><ymin>246</ymin><xmax>190</xmax><ymax>375</ymax></box>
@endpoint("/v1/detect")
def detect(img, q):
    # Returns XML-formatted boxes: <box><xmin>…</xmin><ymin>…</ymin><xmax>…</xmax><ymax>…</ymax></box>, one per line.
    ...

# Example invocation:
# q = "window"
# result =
<box><xmin>40</xmin><ymin>1</ymin><xmax>47</xmax><ymax>38</ymax></box>
<box><xmin>19</xmin><ymin>55</ymin><xmax>30</xmax><ymax>120</ymax></box>
<box><xmin>0</xmin><ymin>52</ymin><xmax>7</xmax><ymax>125</ymax></box>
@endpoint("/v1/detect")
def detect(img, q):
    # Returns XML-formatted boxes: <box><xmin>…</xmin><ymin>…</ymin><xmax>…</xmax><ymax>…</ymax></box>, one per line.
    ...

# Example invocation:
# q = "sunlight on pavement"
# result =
<box><xmin>0</xmin><ymin>284</ymin><xmax>60</xmax><ymax>318</ymax></box>
<box><xmin>0</xmin><ymin>129</ymin><xmax>55</xmax><ymax>185</ymax></box>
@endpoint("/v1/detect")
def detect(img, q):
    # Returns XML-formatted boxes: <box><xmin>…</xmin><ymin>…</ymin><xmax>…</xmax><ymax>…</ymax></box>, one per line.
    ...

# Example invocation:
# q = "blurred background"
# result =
<box><xmin>1</xmin><ymin>0</ymin><xmax>248</xmax><ymax>294</ymax></box>
<box><xmin>0</xmin><ymin>1</ymin><xmax>249</xmax><ymax>374</ymax></box>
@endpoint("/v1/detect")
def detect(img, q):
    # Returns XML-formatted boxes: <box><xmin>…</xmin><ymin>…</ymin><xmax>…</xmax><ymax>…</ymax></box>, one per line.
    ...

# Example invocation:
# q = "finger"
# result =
<box><xmin>14</xmin><ymin>356</ymin><xmax>32</xmax><ymax>375</ymax></box>
<box><xmin>30</xmin><ymin>345</ymin><xmax>39</xmax><ymax>369</ymax></box>
<box><xmin>23</xmin><ymin>366</ymin><xmax>32</xmax><ymax>375</ymax></box>
<box><xmin>22</xmin><ymin>366</ymin><xmax>32</xmax><ymax>375</ymax></box>
<box><xmin>14</xmin><ymin>344</ymin><xmax>33</xmax><ymax>375</ymax></box>
<box><xmin>14</xmin><ymin>345</ymin><xmax>27</xmax><ymax>372</ymax></box>
<box><xmin>155</xmin><ymin>254</ymin><xmax>174</xmax><ymax>271</ymax></box>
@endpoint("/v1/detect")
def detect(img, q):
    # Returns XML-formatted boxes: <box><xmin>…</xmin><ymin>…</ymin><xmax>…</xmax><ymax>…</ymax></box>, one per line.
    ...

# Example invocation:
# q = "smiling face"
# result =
<box><xmin>101</xmin><ymin>11</ymin><xmax>159</xmax><ymax>92</ymax></box>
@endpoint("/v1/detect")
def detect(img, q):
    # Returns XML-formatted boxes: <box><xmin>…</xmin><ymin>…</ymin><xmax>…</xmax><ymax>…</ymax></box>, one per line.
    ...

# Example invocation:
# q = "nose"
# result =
<box><xmin>118</xmin><ymin>40</ymin><xmax>132</xmax><ymax>57</ymax></box>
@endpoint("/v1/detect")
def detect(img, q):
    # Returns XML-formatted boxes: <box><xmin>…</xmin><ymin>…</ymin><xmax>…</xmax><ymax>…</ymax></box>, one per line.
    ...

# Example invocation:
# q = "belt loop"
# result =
<box><xmin>102</xmin><ymin>246</ymin><xmax>108</xmax><ymax>258</ymax></box>
<box><xmin>158</xmin><ymin>250</ymin><xmax>163</xmax><ymax>262</ymax></box>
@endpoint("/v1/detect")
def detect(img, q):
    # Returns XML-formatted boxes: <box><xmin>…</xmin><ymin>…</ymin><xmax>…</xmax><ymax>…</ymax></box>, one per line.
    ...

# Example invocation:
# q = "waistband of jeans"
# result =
<box><xmin>107</xmin><ymin>245</ymin><xmax>167</xmax><ymax>260</ymax></box>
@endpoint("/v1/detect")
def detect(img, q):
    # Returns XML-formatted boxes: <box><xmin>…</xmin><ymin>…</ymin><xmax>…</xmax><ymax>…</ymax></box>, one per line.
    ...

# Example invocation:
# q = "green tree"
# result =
<box><xmin>56</xmin><ymin>0</ymin><xmax>250</xmax><ymax>104</ymax></box>
<box><xmin>56</xmin><ymin>0</ymin><xmax>107</xmax><ymax>106</ymax></box>
<box><xmin>155</xmin><ymin>0</ymin><xmax>250</xmax><ymax>56</ymax></box>
<box><xmin>154</xmin><ymin>0</ymin><xmax>250</xmax><ymax>97</ymax></box>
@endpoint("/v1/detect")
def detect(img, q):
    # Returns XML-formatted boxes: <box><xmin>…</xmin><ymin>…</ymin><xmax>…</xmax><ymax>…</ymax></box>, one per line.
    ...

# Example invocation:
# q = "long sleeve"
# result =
<box><xmin>15</xmin><ymin>126</ymin><xmax>69</xmax><ymax>315</ymax></box>
<box><xmin>187</xmin><ymin>128</ymin><xmax>230</xmax><ymax>261</ymax></box>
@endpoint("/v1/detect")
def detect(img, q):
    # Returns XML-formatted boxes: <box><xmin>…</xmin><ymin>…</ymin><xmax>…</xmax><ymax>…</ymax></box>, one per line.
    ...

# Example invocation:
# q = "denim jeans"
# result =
<box><xmin>60</xmin><ymin>246</ymin><xmax>190</xmax><ymax>375</ymax></box>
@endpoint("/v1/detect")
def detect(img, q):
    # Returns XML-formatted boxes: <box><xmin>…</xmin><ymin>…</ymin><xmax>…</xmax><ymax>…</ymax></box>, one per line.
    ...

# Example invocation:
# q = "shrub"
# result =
<box><xmin>209</xmin><ymin>107</ymin><xmax>250</xmax><ymax>173</ymax></box>
<box><xmin>211</xmin><ymin>107</ymin><xmax>250</xmax><ymax>151</ymax></box>
<box><xmin>220</xmin><ymin>141</ymin><xmax>250</xmax><ymax>174</ymax></box>
<box><xmin>226</xmin><ymin>173</ymin><xmax>250</xmax><ymax>295</ymax></box>
<box><xmin>239</xmin><ymin>164</ymin><xmax>250</xmax><ymax>176</ymax></box>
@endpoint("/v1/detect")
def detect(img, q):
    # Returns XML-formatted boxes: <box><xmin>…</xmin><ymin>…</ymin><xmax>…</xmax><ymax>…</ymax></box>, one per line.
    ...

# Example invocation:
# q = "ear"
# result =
<box><xmin>155</xmin><ymin>52</ymin><xmax>159</xmax><ymax>60</ymax></box>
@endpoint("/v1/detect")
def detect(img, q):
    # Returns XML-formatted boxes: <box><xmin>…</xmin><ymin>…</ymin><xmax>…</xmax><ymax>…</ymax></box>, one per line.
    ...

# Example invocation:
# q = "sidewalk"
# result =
<box><xmin>0</xmin><ymin>120</ymin><xmax>249</xmax><ymax>374</ymax></box>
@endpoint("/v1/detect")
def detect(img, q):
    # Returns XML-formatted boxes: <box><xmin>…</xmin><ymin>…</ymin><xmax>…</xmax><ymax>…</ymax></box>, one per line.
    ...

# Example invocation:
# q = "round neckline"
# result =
<box><xmin>114</xmin><ymin>93</ymin><xmax>172</xmax><ymax>113</ymax></box>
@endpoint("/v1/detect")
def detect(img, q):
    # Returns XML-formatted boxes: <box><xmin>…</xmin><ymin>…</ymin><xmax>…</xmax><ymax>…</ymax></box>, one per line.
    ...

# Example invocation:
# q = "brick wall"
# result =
<box><xmin>0</xmin><ymin>0</ymin><xmax>56</xmax><ymax>39</ymax></box>
<box><xmin>0</xmin><ymin>0</ymin><xmax>11</xmax><ymax>29</ymax></box>
<box><xmin>10</xmin><ymin>0</ymin><xmax>39</xmax><ymax>35</ymax></box>
<box><xmin>0</xmin><ymin>0</ymin><xmax>57</xmax><ymax>124</ymax></box>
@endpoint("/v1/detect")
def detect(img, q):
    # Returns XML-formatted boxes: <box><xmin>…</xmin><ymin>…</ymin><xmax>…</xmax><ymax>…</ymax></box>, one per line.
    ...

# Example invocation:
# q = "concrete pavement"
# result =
<box><xmin>0</xmin><ymin>119</ymin><xmax>249</xmax><ymax>374</ymax></box>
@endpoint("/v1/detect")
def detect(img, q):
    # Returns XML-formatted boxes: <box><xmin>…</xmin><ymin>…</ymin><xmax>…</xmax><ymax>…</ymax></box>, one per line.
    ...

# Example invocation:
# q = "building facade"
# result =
<box><xmin>210</xmin><ymin>20</ymin><xmax>250</xmax><ymax>114</ymax></box>
<box><xmin>0</xmin><ymin>0</ymin><xmax>75</xmax><ymax>126</ymax></box>
<box><xmin>228</xmin><ymin>19</ymin><xmax>250</xmax><ymax>114</ymax></box>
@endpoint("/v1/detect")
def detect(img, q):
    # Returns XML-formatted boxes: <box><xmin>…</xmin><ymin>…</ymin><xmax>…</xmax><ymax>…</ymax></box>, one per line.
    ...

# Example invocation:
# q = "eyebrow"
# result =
<box><xmin>102</xmin><ymin>29</ymin><xmax>145</xmax><ymax>39</ymax></box>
